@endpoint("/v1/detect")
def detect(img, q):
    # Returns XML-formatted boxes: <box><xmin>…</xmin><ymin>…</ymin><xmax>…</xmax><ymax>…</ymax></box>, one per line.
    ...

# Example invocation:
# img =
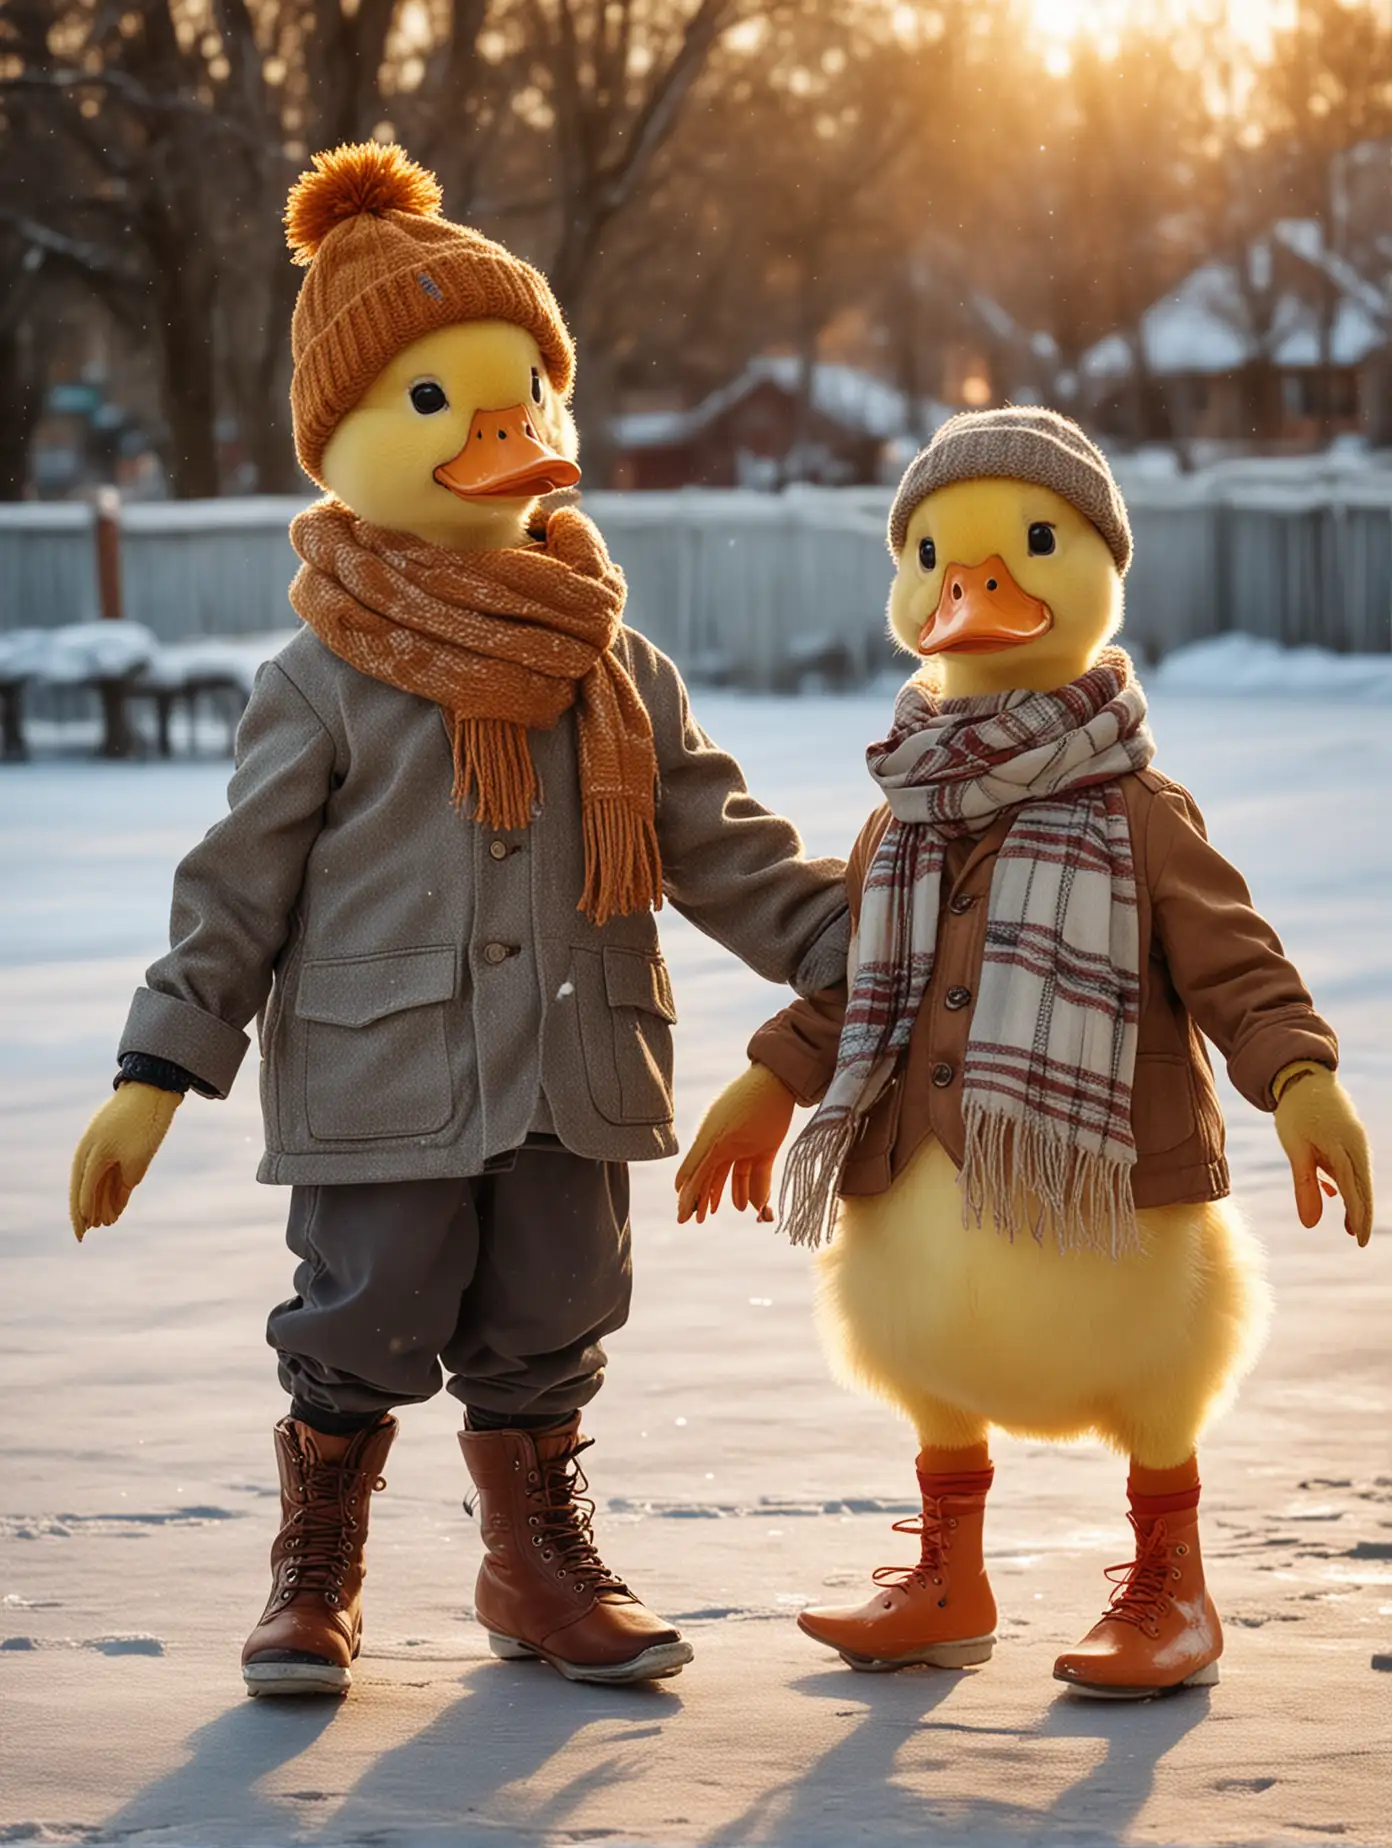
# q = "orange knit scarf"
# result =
<box><xmin>289</xmin><ymin>500</ymin><xmax>661</xmax><ymax>926</ymax></box>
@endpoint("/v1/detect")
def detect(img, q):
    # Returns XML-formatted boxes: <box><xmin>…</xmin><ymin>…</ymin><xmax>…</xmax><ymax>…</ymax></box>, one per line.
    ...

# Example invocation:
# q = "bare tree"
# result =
<box><xmin>1254</xmin><ymin>0</ymin><xmax>1392</xmax><ymax>440</ymax></box>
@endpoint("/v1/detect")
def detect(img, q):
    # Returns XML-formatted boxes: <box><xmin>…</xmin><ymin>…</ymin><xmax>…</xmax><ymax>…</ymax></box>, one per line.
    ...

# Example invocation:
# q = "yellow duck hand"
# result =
<box><xmin>675</xmin><ymin>1064</ymin><xmax>796</xmax><ymax>1225</ymax></box>
<box><xmin>1273</xmin><ymin>1063</ymin><xmax>1374</xmax><ymax>1248</ymax></box>
<box><xmin>69</xmin><ymin>1083</ymin><xmax>182</xmax><ymax>1243</ymax></box>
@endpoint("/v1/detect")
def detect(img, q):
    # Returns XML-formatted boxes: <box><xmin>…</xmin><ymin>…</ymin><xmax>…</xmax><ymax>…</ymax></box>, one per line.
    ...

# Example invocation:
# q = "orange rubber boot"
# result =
<box><xmin>798</xmin><ymin>1451</ymin><xmax>997</xmax><ymax>1672</ymax></box>
<box><xmin>1054</xmin><ymin>1460</ymin><xmax>1222</xmax><ymax>1700</ymax></box>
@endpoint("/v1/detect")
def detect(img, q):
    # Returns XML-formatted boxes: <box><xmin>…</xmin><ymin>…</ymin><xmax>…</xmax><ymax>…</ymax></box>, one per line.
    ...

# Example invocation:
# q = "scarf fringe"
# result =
<box><xmin>451</xmin><ymin>715</ymin><xmax>537</xmax><ymax>832</ymax></box>
<box><xmin>580</xmin><ymin>799</ymin><xmax>664</xmax><ymax>928</ymax></box>
<box><xmin>778</xmin><ymin>1111</ymin><xmax>859</xmax><ymax>1250</ymax></box>
<box><xmin>960</xmin><ymin>1104</ymin><xmax>1140</xmax><ymax>1258</ymax></box>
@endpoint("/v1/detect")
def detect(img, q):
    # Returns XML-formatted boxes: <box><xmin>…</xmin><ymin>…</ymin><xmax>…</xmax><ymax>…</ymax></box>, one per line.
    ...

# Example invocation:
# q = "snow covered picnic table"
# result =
<box><xmin>0</xmin><ymin>624</ymin><xmax>294</xmax><ymax>761</ymax></box>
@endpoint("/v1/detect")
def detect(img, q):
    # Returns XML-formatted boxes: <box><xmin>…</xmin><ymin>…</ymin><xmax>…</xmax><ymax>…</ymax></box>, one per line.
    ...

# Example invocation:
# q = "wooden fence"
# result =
<box><xmin>3</xmin><ymin>467</ymin><xmax>1391</xmax><ymax>685</ymax></box>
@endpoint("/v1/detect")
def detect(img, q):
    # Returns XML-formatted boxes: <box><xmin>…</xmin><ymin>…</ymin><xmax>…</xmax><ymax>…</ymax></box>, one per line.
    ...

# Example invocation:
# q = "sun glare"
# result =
<box><xmin>1030</xmin><ymin>0</ymin><xmax>1295</xmax><ymax>70</ymax></box>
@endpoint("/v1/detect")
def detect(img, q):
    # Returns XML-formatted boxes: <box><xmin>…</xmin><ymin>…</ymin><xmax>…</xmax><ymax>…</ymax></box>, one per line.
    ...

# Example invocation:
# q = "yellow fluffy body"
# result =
<box><xmin>818</xmin><ymin>1138</ymin><xmax>1269</xmax><ymax>1468</ymax></box>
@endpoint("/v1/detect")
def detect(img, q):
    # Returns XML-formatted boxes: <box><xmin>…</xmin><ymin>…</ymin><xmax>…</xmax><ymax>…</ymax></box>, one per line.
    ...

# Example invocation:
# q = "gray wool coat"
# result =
<box><xmin>120</xmin><ymin>626</ymin><xmax>849</xmax><ymax>1184</ymax></box>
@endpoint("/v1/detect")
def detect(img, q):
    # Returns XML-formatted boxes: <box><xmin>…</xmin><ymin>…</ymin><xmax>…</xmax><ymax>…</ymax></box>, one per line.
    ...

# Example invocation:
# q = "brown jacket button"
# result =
<box><xmin>945</xmin><ymin>985</ymin><xmax>972</xmax><ymax>1010</ymax></box>
<box><xmin>483</xmin><ymin>941</ymin><xmax>515</xmax><ymax>965</ymax></box>
<box><xmin>931</xmin><ymin>1062</ymin><xmax>955</xmax><ymax>1088</ymax></box>
<box><xmin>948</xmin><ymin>893</ymin><xmax>976</xmax><ymax>915</ymax></box>
<box><xmin>489</xmin><ymin>839</ymin><xmax>509</xmax><ymax>861</ymax></box>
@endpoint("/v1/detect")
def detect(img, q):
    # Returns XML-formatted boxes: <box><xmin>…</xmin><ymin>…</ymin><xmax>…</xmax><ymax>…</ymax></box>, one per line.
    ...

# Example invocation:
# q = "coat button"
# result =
<box><xmin>948</xmin><ymin>893</ymin><xmax>976</xmax><ymax>915</ymax></box>
<box><xmin>489</xmin><ymin>839</ymin><xmax>509</xmax><ymax>861</ymax></box>
<box><xmin>483</xmin><ymin>941</ymin><xmax>515</xmax><ymax>965</ymax></box>
<box><xmin>945</xmin><ymin>985</ymin><xmax>972</xmax><ymax>1011</ymax></box>
<box><xmin>931</xmin><ymin>1062</ymin><xmax>955</xmax><ymax>1088</ymax></box>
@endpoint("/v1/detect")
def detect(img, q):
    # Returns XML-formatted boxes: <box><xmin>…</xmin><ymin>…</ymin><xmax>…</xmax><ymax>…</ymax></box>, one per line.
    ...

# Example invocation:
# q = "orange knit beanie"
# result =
<box><xmin>285</xmin><ymin>142</ymin><xmax>575</xmax><ymax>484</ymax></box>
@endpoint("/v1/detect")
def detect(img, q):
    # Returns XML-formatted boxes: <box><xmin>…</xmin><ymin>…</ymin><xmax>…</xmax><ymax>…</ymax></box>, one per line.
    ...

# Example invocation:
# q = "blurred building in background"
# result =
<box><xmin>610</xmin><ymin>357</ymin><xmax>936</xmax><ymax>489</ymax></box>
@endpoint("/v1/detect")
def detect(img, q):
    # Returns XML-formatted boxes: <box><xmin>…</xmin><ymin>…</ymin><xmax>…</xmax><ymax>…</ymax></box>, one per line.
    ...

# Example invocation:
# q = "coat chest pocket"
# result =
<box><xmin>574</xmin><ymin>945</ymin><xmax>678</xmax><ymax>1126</ymax></box>
<box><xmin>295</xmin><ymin>945</ymin><xmax>456</xmax><ymax>1141</ymax></box>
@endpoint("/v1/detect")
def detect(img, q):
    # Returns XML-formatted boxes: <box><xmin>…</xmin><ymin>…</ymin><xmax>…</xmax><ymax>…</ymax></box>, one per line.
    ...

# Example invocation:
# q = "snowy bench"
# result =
<box><xmin>0</xmin><ymin>624</ymin><xmax>294</xmax><ymax>760</ymax></box>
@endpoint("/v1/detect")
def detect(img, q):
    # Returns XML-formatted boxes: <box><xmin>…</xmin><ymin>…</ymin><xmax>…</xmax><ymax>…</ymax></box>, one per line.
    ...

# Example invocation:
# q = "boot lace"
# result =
<box><xmin>1100</xmin><ymin>1513</ymin><xmax>1173</xmax><ymax>1634</ymax></box>
<box><xmin>533</xmin><ymin>1437</ymin><xmax>629</xmax><ymax>1598</ymax></box>
<box><xmin>871</xmin><ymin>1499</ymin><xmax>949</xmax><ymax>1598</ymax></box>
<box><xmin>281</xmin><ymin>1444</ymin><xmax>385</xmax><ymax>1608</ymax></box>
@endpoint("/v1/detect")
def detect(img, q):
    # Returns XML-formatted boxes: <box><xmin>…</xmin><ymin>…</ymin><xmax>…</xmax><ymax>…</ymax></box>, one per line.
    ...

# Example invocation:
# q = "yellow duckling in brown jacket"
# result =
<box><xmin>679</xmin><ymin>408</ymin><xmax>1374</xmax><ymax>1699</ymax></box>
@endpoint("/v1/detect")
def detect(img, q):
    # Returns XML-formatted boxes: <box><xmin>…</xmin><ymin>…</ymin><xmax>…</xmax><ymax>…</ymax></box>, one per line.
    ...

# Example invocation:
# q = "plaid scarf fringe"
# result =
<box><xmin>959</xmin><ymin>1106</ymin><xmax>1140</xmax><ymax>1258</ymax></box>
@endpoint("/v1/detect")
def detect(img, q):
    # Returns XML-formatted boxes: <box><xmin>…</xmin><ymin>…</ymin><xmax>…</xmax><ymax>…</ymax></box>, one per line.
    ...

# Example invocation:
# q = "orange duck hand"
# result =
<box><xmin>675</xmin><ymin>1064</ymin><xmax>796</xmax><ymax>1225</ymax></box>
<box><xmin>1273</xmin><ymin>1063</ymin><xmax>1374</xmax><ymax>1248</ymax></box>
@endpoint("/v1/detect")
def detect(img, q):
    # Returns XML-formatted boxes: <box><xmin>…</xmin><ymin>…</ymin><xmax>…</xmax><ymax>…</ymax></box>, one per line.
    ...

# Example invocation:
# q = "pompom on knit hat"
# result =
<box><xmin>887</xmin><ymin>406</ymin><xmax>1133</xmax><ymax>575</ymax></box>
<box><xmin>285</xmin><ymin>142</ymin><xmax>575</xmax><ymax>485</ymax></box>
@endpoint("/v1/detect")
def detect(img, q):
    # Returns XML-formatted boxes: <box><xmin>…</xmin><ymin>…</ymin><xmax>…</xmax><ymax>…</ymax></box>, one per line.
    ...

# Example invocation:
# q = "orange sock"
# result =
<box><xmin>1128</xmin><ymin>1453</ymin><xmax>1200</xmax><ymax>1522</ymax></box>
<box><xmin>917</xmin><ymin>1441</ymin><xmax>993</xmax><ymax>1498</ymax></box>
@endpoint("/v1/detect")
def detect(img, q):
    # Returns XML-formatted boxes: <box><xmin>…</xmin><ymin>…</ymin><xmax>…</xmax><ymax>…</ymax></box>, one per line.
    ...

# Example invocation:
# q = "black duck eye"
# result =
<box><xmin>918</xmin><ymin>536</ymin><xmax>936</xmax><ymax>571</ymax></box>
<box><xmin>1027</xmin><ymin>522</ymin><xmax>1056</xmax><ymax>556</ymax></box>
<box><xmin>408</xmin><ymin>379</ymin><xmax>448</xmax><ymax>415</ymax></box>
<box><xmin>530</xmin><ymin>367</ymin><xmax>544</xmax><ymax>405</ymax></box>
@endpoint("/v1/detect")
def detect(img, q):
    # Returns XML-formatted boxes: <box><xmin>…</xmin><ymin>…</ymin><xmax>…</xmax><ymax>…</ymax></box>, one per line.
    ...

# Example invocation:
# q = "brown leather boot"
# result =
<box><xmin>798</xmin><ymin>1457</ymin><xmax>997</xmax><ymax>1671</ymax></box>
<box><xmin>241</xmin><ymin>1415</ymin><xmax>397</xmax><ymax>1697</ymax></box>
<box><xmin>459</xmin><ymin>1417</ymin><xmax>693</xmax><ymax>1684</ymax></box>
<box><xmin>1054</xmin><ymin>1490</ymin><xmax>1222</xmax><ymax>1699</ymax></box>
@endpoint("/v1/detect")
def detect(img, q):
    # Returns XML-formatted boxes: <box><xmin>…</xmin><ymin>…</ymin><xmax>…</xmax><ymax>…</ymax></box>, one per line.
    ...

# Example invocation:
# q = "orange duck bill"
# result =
<box><xmin>434</xmin><ymin>403</ymin><xmax>582</xmax><ymax>501</ymax></box>
<box><xmin>919</xmin><ymin>555</ymin><xmax>1053</xmax><ymax>656</ymax></box>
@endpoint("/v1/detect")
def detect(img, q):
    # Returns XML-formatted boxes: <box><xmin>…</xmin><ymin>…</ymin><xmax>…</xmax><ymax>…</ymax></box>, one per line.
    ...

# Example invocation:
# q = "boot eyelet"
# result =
<box><xmin>528</xmin><ymin>1515</ymin><xmax>540</xmax><ymax>1527</ymax></box>
<box><xmin>280</xmin><ymin>1588</ymin><xmax>293</xmax><ymax>1602</ymax></box>
<box><xmin>531</xmin><ymin>1535</ymin><xmax>543</xmax><ymax>1547</ymax></box>
<box><xmin>542</xmin><ymin>1549</ymin><xmax>554</xmax><ymax>1561</ymax></box>
<box><xmin>512</xmin><ymin>1458</ymin><xmax>521</xmax><ymax>1471</ymax></box>
<box><xmin>528</xmin><ymin>1472</ymin><xmax>539</xmax><ymax>1486</ymax></box>
<box><xmin>932</xmin><ymin>1577</ymin><xmax>942</xmax><ymax>1587</ymax></box>
<box><xmin>937</xmin><ymin>1597</ymin><xmax>948</xmax><ymax>1608</ymax></box>
<box><xmin>882</xmin><ymin>1598</ymin><xmax>893</xmax><ymax>1610</ymax></box>
<box><xmin>948</xmin><ymin>1518</ymin><xmax>958</xmax><ymax>1529</ymax></box>
<box><xmin>1172</xmin><ymin>1567</ymin><xmax>1182</xmax><ymax>1580</ymax></box>
<box><xmin>285</xmin><ymin>1567</ymin><xmax>299</xmax><ymax>1582</ymax></box>
<box><xmin>325</xmin><ymin>1591</ymin><xmax>340</xmax><ymax>1606</ymax></box>
<box><xmin>557</xmin><ymin>1569</ymin><xmax>567</xmax><ymax>1578</ymax></box>
<box><xmin>1174</xmin><ymin>1543</ymin><xmax>1188</xmax><ymax>1556</ymax></box>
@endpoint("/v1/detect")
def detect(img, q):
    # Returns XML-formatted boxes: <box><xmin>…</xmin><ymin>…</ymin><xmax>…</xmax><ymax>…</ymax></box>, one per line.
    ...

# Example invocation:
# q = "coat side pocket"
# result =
<box><xmin>573</xmin><ymin>945</ymin><xmax>678</xmax><ymax>1126</ymax></box>
<box><xmin>295</xmin><ymin>945</ymin><xmax>456</xmax><ymax>1142</ymax></box>
<box><xmin>1132</xmin><ymin>1051</ymin><xmax>1198</xmax><ymax>1156</ymax></box>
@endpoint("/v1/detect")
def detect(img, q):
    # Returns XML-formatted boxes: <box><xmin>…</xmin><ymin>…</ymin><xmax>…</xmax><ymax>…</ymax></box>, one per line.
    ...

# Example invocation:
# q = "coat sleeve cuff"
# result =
<box><xmin>1226</xmin><ymin>1017</ymin><xmax>1338</xmax><ymax>1112</ymax></box>
<box><xmin>748</xmin><ymin>1014</ymin><xmax>837</xmax><ymax>1108</ymax></box>
<box><xmin>793</xmin><ymin>905</ymin><xmax>851</xmax><ymax>996</ymax></box>
<box><xmin>118</xmin><ymin>988</ymin><xmax>249</xmax><ymax>1100</ymax></box>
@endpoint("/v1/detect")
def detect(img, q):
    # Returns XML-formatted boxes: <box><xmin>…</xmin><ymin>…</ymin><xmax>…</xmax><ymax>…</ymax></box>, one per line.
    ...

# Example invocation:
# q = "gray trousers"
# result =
<box><xmin>267</xmin><ymin>1149</ymin><xmax>632</xmax><ymax>1424</ymax></box>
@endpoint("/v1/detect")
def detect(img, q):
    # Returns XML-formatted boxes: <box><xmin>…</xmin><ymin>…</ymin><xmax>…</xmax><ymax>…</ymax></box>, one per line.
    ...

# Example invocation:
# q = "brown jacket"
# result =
<box><xmin>749</xmin><ymin>769</ymin><xmax>1338</xmax><ymax>1209</ymax></box>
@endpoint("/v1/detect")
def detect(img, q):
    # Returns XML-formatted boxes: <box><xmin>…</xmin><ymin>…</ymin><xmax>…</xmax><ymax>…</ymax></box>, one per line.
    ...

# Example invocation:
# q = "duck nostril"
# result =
<box><xmin>951</xmin><ymin>582</ymin><xmax>963</xmax><ymax>600</ymax></box>
<box><xmin>498</xmin><ymin>429</ymin><xmax>507</xmax><ymax>440</ymax></box>
<box><xmin>986</xmin><ymin>578</ymin><xmax>998</xmax><ymax>591</ymax></box>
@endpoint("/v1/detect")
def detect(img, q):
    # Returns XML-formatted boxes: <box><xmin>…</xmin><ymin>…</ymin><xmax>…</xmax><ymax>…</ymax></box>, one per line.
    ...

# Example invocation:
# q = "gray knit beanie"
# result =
<box><xmin>887</xmin><ymin>407</ymin><xmax>1132</xmax><ymax>575</ymax></box>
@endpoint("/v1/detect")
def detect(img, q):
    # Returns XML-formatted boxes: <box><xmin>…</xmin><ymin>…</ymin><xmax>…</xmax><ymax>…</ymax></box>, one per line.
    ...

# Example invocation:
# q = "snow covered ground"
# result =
<box><xmin>2</xmin><ymin>680</ymin><xmax>1390</xmax><ymax>1848</ymax></box>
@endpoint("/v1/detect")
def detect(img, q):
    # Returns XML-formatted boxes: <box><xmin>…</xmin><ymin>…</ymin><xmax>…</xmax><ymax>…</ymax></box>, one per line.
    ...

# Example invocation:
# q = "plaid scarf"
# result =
<box><xmin>290</xmin><ymin>500</ymin><xmax>661</xmax><ymax>927</ymax></box>
<box><xmin>780</xmin><ymin>647</ymin><xmax>1155</xmax><ymax>1256</ymax></box>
